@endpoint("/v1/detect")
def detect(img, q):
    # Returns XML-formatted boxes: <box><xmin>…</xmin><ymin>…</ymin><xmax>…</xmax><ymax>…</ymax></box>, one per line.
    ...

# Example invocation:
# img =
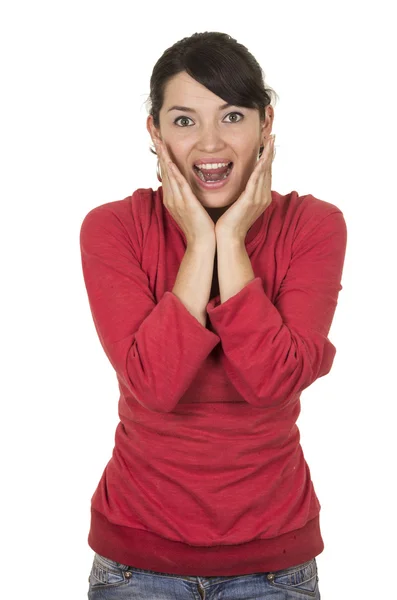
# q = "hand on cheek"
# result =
<box><xmin>215</xmin><ymin>135</ymin><xmax>275</xmax><ymax>240</ymax></box>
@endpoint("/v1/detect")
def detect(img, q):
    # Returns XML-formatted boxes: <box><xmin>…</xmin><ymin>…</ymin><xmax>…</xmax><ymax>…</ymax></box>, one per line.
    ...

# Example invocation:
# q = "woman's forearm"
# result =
<box><xmin>172</xmin><ymin>240</ymin><xmax>216</xmax><ymax>327</ymax></box>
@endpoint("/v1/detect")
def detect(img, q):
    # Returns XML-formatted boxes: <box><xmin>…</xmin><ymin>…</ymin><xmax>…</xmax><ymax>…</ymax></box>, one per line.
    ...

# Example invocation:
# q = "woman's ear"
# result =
<box><xmin>263</xmin><ymin>105</ymin><xmax>274</xmax><ymax>137</ymax></box>
<box><xmin>146</xmin><ymin>115</ymin><xmax>162</xmax><ymax>145</ymax></box>
<box><xmin>261</xmin><ymin>104</ymin><xmax>274</xmax><ymax>139</ymax></box>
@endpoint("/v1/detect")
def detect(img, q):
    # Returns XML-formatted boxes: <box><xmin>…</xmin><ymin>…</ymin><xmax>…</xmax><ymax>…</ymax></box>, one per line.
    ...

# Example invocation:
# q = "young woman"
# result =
<box><xmin>81</xmin><ymin>31</ymin><xmax>347</xmax><ymax>599</ymax></box>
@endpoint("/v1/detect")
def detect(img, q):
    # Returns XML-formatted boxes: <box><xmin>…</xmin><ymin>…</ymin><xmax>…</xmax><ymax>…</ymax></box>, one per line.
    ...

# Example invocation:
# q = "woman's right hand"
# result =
<box><xmin>154</xmin><ymin>138</ymin><xmax>216</xmax><ymax>247</ymax></box>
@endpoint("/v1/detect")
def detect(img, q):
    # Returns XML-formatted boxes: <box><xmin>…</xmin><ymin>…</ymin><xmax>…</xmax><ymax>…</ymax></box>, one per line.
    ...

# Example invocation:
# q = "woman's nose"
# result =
<box><xmin>197</xmin><ymin>125</ymin><xmax>224</xmax><ymax>150</ymax></box>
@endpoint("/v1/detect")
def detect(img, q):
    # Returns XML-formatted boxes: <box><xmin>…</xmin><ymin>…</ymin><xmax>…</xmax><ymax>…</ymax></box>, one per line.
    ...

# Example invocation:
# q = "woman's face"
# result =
<box><xmin>147</xmin><ymin>71</ymin><xmax>273</xmax><ymax>207</ymax></box>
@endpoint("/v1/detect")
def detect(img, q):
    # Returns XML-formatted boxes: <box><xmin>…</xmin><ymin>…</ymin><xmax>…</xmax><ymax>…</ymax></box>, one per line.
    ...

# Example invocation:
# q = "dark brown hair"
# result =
<box><xmin>146</xmin><ymin>32</ymin><xmax>278</xmax><ymax>159</ymax></box>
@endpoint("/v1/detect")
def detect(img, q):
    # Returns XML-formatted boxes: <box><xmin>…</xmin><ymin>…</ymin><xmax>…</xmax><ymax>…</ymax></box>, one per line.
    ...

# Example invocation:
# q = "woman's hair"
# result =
<box><xmin>146</xmin><ymin>31</ymin><xmax>279</xmax><ymax>159</ymax></box>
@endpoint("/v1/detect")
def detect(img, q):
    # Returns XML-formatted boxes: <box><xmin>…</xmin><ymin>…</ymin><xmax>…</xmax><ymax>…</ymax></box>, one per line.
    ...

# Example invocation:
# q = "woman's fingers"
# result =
<box><xmin>155</xmin><ymin>140</ymin><xmax>182</xmax><ymax>202</ymax></box>
<box><xmin>156</xmin><ymin>141</ymin><xmax>175</xmax><ymax>187</ymax></box>
<box><xmin>243</xmin><ymin>154</ymin><xmax>266</xmax><ymax>200</ymax></box>
<box><xmin>156</xmin><ymin>139</ymin><xmax>192</xmax><ymax>203</ymax></box>
<box><xmin>248</xmin><ymin>138</ymin><xmax>273</xmax><ymax>195</ymax></box>
<box><xmin>155</xmin><ymin>140</ymin><xmax>173</xmax><ymax>197</ymax></box>
<box><xmin>165</xmin><ymin>165</ymin><xmax>184</xmax><ymax>206</ymax></box>
<box><xmin>155</xmin><ymin>138</ymin><xmax>171</xmax><ymax>170</ymax></box>
<box><xmin>254</xmin><ymin>139</ymin><xmax>273</xmax><ymax>205</ymax></box>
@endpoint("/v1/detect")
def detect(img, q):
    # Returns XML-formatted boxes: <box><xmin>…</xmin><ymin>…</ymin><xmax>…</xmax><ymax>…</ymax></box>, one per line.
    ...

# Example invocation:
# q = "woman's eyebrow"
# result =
<box><xmin>167</xmin><ymin>103</ymin><xmax>234</xmax><ymax>114</ymax></box>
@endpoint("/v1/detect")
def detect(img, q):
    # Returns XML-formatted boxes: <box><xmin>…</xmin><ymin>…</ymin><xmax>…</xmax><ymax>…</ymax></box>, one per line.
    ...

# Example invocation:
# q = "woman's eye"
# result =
<box><xmin>224</xmin><ymin>112</ymin><xmax>244</xmax><ymax>123</ymax></box>
<box><xmin>174</xmin><ymin>116</ymin><xmax>194</xmax><ymax>127</ymax></box>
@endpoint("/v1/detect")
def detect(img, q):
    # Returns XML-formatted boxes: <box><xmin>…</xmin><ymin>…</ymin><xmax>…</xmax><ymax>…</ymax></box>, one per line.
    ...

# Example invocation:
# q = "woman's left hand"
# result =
<box><xmin>215</xmin><ymin>135</ymin><xmax>275</xmax><ymax>240</ymax></box>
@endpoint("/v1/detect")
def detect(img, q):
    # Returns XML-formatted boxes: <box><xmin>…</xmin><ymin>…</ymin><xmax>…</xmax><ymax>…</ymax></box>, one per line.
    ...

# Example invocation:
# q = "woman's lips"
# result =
<box><xmin>192</xmin><ymin>162</ymin><xmax>233</xmax><ymax>180</ymax></box>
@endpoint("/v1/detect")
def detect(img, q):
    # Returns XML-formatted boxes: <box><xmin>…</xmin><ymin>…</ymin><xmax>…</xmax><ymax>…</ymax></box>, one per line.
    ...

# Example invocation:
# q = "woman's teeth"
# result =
<box><xmin>195</xmin><ymin>162</ymin><xmax>230</xmax><ymax>170</ymax></box>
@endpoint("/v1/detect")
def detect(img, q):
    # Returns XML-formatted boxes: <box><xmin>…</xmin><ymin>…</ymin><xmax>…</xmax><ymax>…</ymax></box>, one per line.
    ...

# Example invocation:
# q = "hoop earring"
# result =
<box><xmin>156</xmin><ymin>159</ymin><xmax>162</xmax><ymax>182</ymax></box>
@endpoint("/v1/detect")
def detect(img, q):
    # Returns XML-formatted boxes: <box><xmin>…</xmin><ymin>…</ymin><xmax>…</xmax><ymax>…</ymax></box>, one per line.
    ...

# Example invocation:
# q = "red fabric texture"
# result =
<box><xmin>80</xmin><ymin>187</ymin><xmax>347</xmax><ymax>574</ymax></box>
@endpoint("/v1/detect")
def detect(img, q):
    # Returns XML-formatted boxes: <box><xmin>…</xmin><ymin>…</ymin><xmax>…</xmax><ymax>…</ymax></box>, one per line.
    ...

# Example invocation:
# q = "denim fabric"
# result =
<box><xmin>88</xmin><ymin>551</ymin><xmax>321</xmax><ymax>598</ymax></box>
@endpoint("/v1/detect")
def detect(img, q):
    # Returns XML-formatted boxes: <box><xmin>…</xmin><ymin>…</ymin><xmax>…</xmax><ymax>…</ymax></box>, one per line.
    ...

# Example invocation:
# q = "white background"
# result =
<box><xmin>1</xmin><ymin>1</ymin><xmax>395</xmax><ymax>598</ymax></box>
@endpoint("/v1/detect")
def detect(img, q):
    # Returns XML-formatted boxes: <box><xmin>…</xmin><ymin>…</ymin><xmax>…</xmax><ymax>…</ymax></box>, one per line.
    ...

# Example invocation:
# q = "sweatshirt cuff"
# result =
<box><xmin>206</xmin><ymin>276</ymin><xmax>280</xmax><ymax>328</ymax></box>
<box><xmin>165</xmin><ymin>291</ymin><xmax>220</xmax><ymax>345</ymax></box>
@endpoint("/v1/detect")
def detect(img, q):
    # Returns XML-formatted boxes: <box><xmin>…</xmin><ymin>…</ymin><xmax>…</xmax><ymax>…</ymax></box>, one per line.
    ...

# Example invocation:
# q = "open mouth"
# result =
<box><xmin>193</xmin><ymin>162</ymin><xmax>233</xmax><ymax>183</ymax></box>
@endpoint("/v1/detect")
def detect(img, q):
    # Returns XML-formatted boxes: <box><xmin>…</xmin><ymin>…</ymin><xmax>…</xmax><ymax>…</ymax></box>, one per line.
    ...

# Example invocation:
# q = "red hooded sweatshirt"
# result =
<box><xmin>79</xmin><ymin>186</ymin><xmax>347</xmax><ymax>576</ymax></box>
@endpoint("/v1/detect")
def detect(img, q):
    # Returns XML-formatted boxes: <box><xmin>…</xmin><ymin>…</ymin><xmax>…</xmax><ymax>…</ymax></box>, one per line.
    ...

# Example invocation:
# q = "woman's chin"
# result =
<box><xmin>190</xmin><ymin>179</ymin><xmax>235</xmax><ymax>203</ymax></box>
<box><xmin>195</xmin><ymin>187</ymin><xmax>235</xmax><ymax>207</ymax></box>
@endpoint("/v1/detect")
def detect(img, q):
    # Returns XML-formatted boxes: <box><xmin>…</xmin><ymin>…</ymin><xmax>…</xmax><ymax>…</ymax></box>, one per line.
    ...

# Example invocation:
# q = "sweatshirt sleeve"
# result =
<box><xmin>206</xmin><ymin>210</ymin><xmax>347</xmax><ymax>408</ymax></box>
<box><xmin>79</xmin><ymin>207</ymin><xmax>220</xmax><ymax>413</ymax></box>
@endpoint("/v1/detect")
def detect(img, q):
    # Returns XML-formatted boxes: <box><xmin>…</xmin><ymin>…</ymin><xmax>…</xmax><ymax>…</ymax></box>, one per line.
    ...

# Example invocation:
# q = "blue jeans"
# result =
<box><xmin>88</xmin><ymin>552</ymin><xmax>321</xmax><ymax>599</ymax></box>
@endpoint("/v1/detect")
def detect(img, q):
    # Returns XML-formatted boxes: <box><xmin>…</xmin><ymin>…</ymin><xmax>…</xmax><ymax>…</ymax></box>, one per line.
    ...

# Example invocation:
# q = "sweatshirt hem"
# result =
<box><xmin>88</xmin><ymin>507</ymin><xmax>324</xmax><ymax>576</ymax></box>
